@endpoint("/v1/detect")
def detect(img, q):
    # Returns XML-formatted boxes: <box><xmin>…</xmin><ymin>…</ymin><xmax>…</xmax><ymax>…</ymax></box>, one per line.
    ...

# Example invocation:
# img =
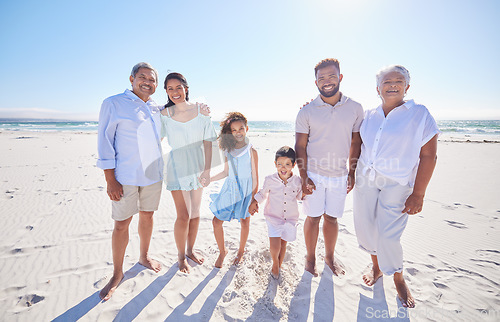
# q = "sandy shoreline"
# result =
<box><xmin>0</xmin><ymin>131</ymin><xmax>499</xmax><ymax>321</ymax></box>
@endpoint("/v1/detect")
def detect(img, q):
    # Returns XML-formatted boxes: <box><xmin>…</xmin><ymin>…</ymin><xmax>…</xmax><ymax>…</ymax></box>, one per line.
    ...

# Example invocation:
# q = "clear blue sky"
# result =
<box><xmin>1</xmin><ymin>0</ymin><xmax>499</xmax><ymax>121</ymax></box>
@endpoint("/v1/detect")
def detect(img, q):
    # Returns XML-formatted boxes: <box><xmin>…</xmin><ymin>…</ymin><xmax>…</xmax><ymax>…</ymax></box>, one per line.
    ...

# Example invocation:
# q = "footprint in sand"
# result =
<box><xmin>444</xmin><ymin>220</ymin><xmax>467</xmax><ymax>229</ymax></box>
<box><xmin>406</xmin><ymin>267</ymin><xmax>419</xmax><ymax>276</ymax></box>
<box><xmin>17</xmin><ymin>294</ymin><xmax>45</xmax><ymax>307</ymax></box>
<box><xmin>432</xmin><ymin>281</ymin><xmax>449</xmax><ymax>289</ymax></box>
<box><xmin>472</xmin><ymin>249</ymin><xmax>500</xmax><ymax>267</ymax></box>
<box><xmin>93</xmin><ymin>276</ymin><xmax>108</xmax><ymax>289</ymax></box>
<box><xmin>454</xmin><ymin>202</ymin><xmax>475</xmax><ymax>209</ymax></box>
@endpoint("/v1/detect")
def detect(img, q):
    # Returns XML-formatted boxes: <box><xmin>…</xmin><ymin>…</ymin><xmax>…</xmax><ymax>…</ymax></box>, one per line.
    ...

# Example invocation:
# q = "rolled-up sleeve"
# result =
<box><xmin>421</xmin><ymin>111</ymin><xmax>441</xmax><ymax>146</ymax></box>
<box><xmin>97</xmin><ymin>99</ymin><xmax>117</xmax><ymax>169</ymax></box>
<box><xmin>253</xmin><ymin>177</ymin><xmax>271</xmax><ymax>203</ymax></box>
<box><xmin>295</xmin><ymin>181</ymin><xmax>303</xmax><ymax>200</ymax></box>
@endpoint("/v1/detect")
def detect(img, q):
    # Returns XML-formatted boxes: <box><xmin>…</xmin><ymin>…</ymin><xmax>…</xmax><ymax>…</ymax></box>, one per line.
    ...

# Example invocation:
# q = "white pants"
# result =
<box><xmin>353</xmin><ymin>170</ymin><xmax>412</xmax><ymax>276</ymax></box>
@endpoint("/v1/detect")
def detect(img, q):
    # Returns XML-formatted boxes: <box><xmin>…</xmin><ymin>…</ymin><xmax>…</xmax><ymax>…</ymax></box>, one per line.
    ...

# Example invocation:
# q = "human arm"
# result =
<box><xmin>199</xmin><ymin>140</ymin><xmax>212</xmax><ymax>187</ymax></box>
<box><xmin>347</xmin><ymin>132</ymin><xmax>362</xmax><ymax>193</ymax></box>
<box><xmin>250</xmin><ymin>148</ymin><xmax>259</xmax><ymax>198</ymax></box>
<box><xmin>210</xmin><ymin>155</ymin><xmax>229</xmax><ymax>182</ymax></box>
<box><xmin>96</xmin><ymin>99</ymin><xmax>122</xmax><ymax>201</ymax></box>
<box><xmin>295</xmin><ymin>132</ymin><xmax>315</xmax><ymax>194</ymax></box>
<box><xmin>402</xmin><ymin>134</ymin><xmax>438</xmax><ymax>215</ymax></box>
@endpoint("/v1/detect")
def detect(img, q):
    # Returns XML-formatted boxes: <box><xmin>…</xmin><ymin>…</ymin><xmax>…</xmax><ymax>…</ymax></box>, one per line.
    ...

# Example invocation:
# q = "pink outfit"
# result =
<box><xmin>254</xmin><ymin>173</ymin><xmax>303</xmax><ymax>240</ymax></box>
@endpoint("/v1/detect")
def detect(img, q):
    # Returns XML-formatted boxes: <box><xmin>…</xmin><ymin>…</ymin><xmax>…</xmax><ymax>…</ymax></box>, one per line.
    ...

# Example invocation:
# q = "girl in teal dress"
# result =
<box><xmin>160</xmin><ymin>72</ymin><xmax>217</xmax><ymax>274</ymax></box>
<box><xmin>209</xmin><ymin>112</ymin><xmax>259</xmax><ymax>268</ymax></box>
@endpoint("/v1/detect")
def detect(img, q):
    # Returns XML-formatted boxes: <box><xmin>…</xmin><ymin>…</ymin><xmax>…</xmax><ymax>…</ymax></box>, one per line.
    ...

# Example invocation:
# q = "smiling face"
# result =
<box><xmin>275</xmin><ymin>156</ymin><xmax>294</xmax><ymax>181</ymax></box>
<box><xmin>130</xmin><ymin>68</ymin><xmax>158</xmax><ymax>102</ymax></box>
<box><xmin>165</xmin><ymin>78</ymin><xmax>188</xmax><ymax>104</ymax></box>
<box><xmin>315</xmin><ymin>65</ymin><xmax>343</xmax><ymax>98</ymax></box>
<box><xmin>377</xmin><ymin>71</ymin><xmax>410</xmax><ymax>106</ymax></box>
<box><xmin>230</xmin><ymin>120</ymin><xmax>248</xmax><ymax>144</ymax></box>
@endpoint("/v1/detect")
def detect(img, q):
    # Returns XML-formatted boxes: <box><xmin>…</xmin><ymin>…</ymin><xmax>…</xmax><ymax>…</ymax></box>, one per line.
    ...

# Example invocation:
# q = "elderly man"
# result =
<box><xmin>97</xmin><ymin>62</ymin><xmax>164</xmax><ymax>300</ymax></box>
<box><xmin>295</xmin><ymin>58</ymin><xmax>363</xmax><ymax>276</ymax></box>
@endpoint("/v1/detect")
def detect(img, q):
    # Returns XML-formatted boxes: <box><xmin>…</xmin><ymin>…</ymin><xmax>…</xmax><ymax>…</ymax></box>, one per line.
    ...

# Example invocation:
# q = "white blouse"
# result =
<box><xmin>358</xmin><ymin>99</ymin><xmax>440</xmax><ymax>186</ymax></box>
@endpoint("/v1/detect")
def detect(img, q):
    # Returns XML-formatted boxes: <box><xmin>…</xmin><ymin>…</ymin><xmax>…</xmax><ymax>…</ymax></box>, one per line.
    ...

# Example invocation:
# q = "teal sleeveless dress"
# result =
<box><xmin>210</xmin><ymin>144</ymin><xmax>253</xmax><ymax>221</ymax></box>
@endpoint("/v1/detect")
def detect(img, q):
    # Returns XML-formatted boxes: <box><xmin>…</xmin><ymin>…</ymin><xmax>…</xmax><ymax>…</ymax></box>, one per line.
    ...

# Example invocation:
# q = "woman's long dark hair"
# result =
<box><xmin>164</xmin><ymin>72</ymin><xmax>189</xmax><ymax>108</ymax></box>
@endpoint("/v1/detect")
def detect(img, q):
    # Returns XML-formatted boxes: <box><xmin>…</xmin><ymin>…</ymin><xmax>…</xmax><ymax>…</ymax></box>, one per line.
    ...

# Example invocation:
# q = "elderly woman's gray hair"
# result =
<box><xmin>131</xmin><ymin>62</ymin><xmax>158</xmax><ymax>83</ymax></box>
<box><xmin>376</xmin><ymin>65</ymin><xmax>410</xmax><ymax>88</ymax></box>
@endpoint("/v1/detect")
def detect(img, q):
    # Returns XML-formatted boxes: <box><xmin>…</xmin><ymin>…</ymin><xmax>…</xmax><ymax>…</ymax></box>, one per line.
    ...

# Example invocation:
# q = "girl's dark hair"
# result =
<box><xmin>219</xmin><ymin>112</ymin><xmax>248</xmax><ymax>152</ymax></box>
<box><xmin>275</xmin><ymin>146</ymin><xmax>296</xmax><ymax>163</ymax></box>
<box><xmin>164</xmin><ymin>72</ymin><xmax>189</xmax><ymax>108</ymax></box>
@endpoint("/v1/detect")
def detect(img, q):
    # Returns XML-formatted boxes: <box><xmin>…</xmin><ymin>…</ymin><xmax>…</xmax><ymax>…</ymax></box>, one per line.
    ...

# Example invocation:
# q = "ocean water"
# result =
<box><xmin>1</xmin><ymin>119</ymin><xmax>499</xmax><ymax>141</ymax></box>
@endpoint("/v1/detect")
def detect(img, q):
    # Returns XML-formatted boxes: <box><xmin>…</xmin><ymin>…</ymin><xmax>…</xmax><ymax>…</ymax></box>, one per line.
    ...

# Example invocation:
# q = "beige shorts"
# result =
<box><xmin>112</xmin><ymin>181</ymin><xmax>162</xmax><ymax>221</ymax></box>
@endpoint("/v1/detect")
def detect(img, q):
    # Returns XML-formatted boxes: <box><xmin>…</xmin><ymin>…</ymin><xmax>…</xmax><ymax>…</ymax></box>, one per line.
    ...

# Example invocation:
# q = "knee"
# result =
<box><xmin>212</xmin><ymin>217</ymin><xmax>222</xmax><ymax>227</ymax></box>
<box><xmin>240</xmin><ymin>217</ymin><xmax>250</xmax><ymax>228</ymax></box>
<box><xmin>323</xmin><ymin>215</ymin><xmax>338</xmax><ymax>224</ymax></box>
<box><xmin>176</xmin><ymin>212</ymin><xmax>190</xmax><ymax>224</ymax></box>
<box><xmin>114</xmin><ymin>220</ymin><xmax>130</xmax><ymax>233</ymax></box>
<box><xmin>306</xmin><ymin>216</ymin><xmax>321</xmax><ymax>225</ymax></box>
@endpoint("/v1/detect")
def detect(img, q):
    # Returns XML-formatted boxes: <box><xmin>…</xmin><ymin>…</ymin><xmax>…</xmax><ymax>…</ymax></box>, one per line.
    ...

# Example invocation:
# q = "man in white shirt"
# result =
<box><xmin>97</xmin><ymin>62</ymin><xmax>163</xmax><ymax>300</ymax></box>
<box><xmin>295</xmin><ymin>58</ymin><xmax>363</xmax><ymax>276</ymax></box>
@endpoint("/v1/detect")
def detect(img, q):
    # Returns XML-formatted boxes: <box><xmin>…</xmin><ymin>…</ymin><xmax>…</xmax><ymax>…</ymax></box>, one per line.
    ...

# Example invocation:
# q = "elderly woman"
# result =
<box><xmin>353</xmin><ymin>65</ymin><xmax>440</xmax><ymax>308</ymax></box>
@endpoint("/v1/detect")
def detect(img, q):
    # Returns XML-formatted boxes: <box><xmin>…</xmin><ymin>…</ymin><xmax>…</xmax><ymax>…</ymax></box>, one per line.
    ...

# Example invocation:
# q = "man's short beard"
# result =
<box><xmin>318</xmin><ymin>84</ymin><xmax>340</xmax><ymax>98</ymax></box>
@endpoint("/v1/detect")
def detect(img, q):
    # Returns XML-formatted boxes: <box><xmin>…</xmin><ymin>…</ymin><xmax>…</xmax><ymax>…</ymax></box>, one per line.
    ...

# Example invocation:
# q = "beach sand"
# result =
<box><xmin>0</xmin><ymin>131</ymin><xmax>499</xmax><ymax>321</ymax></box>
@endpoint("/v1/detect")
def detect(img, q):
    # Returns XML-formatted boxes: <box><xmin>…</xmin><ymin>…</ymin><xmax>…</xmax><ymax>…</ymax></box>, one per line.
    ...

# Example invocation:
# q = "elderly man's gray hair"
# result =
<box><xmin>131</xmin><ymin>62</ymin><xmax>158</xmax><ymax>83</ymax></box>
<box><xmin>376</xmin><ymin>65</ymin><xmax>410</xmax><ymax>88</ymax></box>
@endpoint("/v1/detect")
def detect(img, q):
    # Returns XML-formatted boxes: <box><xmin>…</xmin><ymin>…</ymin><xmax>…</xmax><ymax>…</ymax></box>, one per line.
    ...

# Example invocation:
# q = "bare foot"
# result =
<box><xmin>325</xmin><ymin>256</ymin><xmax>345</xmax><ymax>276</ymax></box>
<box><xmin>99</xmin><ymin>272</ymin><xmax>124</xmax><ymax>301</ymax></box>
<box><xmin>271</xmin><ymin>262</ymin><xmax>280</xmax><ymax>279</ymax></box>
<box><xmin>139</xmin><ymin>257</ymin><xmax>162</xmax><ymax>273</ymax></box>
<box><xmin>305</xmin><ymin>259</ymin><xmax>318</xmax><ymax>277</ymax></box>
<box><xmin>362</xmin><ymin>265</ymin><xmax>383</xmax><ymax>286</ymax></box>
<box><xmin>186</xmin><ymin>251</ymin><xmax>205</xmax><ymax>265</ymax></box>
<box><xmin>394</xmin><ymin>273</ymin><xmax>415</xmax><ymax>308</ymax></box>
<box><xmin>178</xmin><ymin>257</ymin><xmax>191</xmax><ymax>274</ymax></box>
<box><xmin>233</xmin><ymin>251</ymin><xmax>245</xmax><ymax>266</ymax></box>
<box><xmin>215</xmin><ymin>249</ymin><xmax>228</xmax><ymax>268</ymax></box>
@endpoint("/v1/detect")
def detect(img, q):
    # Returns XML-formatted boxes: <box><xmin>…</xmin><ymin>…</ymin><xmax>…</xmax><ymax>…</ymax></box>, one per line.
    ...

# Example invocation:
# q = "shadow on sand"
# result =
<box><xmin>313</xmin><ymin>263</ymin><xmax>335</xmax><ymax>321</ymax></box>
<box><xmin>165</xmin><ymin>266</ymin><xmax>236</xmax><ymax>321</ymax></box>
<box><xmin>246</xmin><ymin>275</ymin><xmax>282</xmax><ymax>321</ymax></box>
<box><xmin>113</xmin><ymin>264</ymin><xmax>178</xmax><ymax>321</ymax></box>
<box><xmin>288</xmin><ymin>271</ymin><xmax>313</xmax><ymax>320</ymax></box>
<box><xmin>52</xmin><ymin>262</ymin><xmax>147</xmax><ymax>321</ymax></box>
<box><xmin>357</xmin><ymin>278</ymin><xmax>410</xmax><ymax>322</ymax></box>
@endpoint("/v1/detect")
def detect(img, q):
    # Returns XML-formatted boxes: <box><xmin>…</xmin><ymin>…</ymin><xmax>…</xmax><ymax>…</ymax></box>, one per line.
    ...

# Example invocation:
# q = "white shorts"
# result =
<box><xmin>266</xmin><ymin>219</ymin><xmax>298</xmax><ymax>242</ymax></box>
<box><xmin>112</xmin><ymin>181</ymin><xmax>162</xmax><ymax>221</ymax></box>
<box><xmin>303</xmin><ymin>171</ymin><xmax>347</xmax><ymax>218</ymax></box>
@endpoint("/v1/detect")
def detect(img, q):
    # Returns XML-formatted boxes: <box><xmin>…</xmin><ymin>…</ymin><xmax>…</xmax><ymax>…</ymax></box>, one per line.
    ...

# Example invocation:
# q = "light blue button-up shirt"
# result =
<box><xmin>97</xmin><ymin>89</ymin><xmax>163</xmax><ymax>186</ymax></box>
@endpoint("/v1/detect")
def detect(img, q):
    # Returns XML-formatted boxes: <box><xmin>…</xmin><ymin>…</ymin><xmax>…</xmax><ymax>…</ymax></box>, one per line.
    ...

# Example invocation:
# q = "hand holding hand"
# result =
<box><xmin>248</xmin><ymin>200</ymin><xmax>259</xmax><ymax>215</ymax></box>
<box><xmin>199</xmin><ymin>170</ymin><xmax>211</xmax><ymax>187</ymax></box>
<box><xmin>301</xmin><ymin>177</ymin><xmax>316</xmax><ymax>195</ymax></box>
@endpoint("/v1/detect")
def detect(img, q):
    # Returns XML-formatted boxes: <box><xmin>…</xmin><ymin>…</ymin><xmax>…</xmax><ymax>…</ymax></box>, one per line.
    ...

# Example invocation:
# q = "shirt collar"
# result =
<box><xmin>375</xmin><ymin>99</ymin><xmax>415</xmax><ymax>116</ymax></box>
<box><xmin>273</xmin><ymin>172</ymin><xmax>293</xmax><ymax>185</ymax></box>
<box><xmin>124</xmin><ymin>89</ymin><xmax>156</xmax><ymax>105</ymax></box>
<box><xmin>311</xmin><ymin>93</ymin><xmax>348</xmax><ymax>108</ymax></box>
